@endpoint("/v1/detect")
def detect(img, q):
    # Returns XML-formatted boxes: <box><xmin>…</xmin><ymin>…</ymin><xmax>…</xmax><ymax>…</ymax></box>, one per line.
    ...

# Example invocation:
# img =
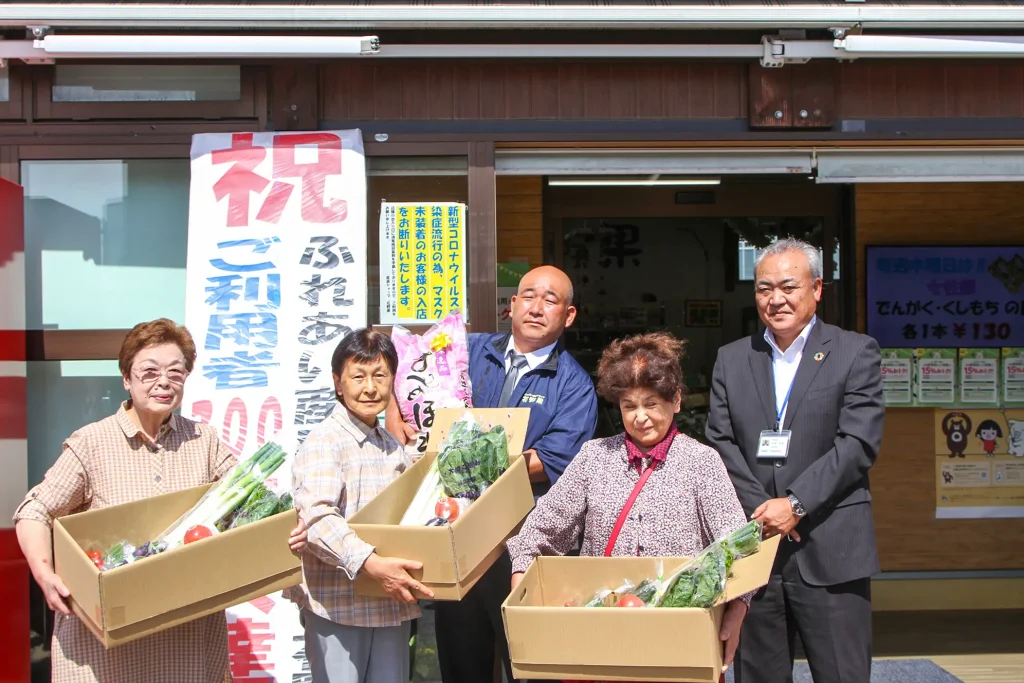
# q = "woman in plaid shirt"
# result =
<box><xmin>291</xmin><ymin>328</ymin><xmax>433</xmax><ymax>683</ymax></box>
<box><xmin>14</xmin><ymin>319</ymin><xmax>307</xmax><ymax>683</ymax></box>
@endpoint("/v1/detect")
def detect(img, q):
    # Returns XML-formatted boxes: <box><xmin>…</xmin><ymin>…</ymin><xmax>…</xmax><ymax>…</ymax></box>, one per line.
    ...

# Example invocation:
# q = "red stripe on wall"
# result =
<box><xmin>0</xmin><ymin>177</ymin><xmax>25</xmax><ymax>266</ymax></box>
<box><xmin>0</xmin><ymin>376</ymin><xmax>27</xmax><ymax>439</ymax></box>
<box><xmin>0</xmin><ymin>528</ymin><xmax>30</xmax><ymax>683</ymax></box>
<box><xmin>0</xmin><ymin>330</ymin><xmax>26</xmax><ymax>362</ymax></box>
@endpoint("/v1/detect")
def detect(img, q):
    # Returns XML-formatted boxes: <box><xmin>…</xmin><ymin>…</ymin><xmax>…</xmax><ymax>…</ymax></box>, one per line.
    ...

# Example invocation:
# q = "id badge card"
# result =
<box><xmin>757</xmin><ymin>430</ymin><xmax>792</xmax><ymax>459</ymax></box>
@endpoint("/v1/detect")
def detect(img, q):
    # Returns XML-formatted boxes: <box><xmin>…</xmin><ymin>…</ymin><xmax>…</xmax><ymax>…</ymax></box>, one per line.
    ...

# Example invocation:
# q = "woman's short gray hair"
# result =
<box><xmin>754</xmin><ymin>238</ymin><xmax>823</xmax><ymax>281</ymax></box>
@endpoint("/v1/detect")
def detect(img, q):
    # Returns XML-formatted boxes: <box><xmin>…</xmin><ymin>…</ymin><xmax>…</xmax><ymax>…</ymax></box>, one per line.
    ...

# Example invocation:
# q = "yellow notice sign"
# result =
<box><xmin>379</xmin><ymin>202</ymin><xmax>466</xmax><ymax>324</ymax></box>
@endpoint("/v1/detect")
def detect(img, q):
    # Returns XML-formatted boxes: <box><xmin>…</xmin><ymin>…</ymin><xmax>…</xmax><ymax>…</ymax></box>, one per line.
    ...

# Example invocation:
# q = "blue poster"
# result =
<box><xmin>865</xmin><ymin>245</ymin><xmax>1024</xmax><ymax>348</ymax></box>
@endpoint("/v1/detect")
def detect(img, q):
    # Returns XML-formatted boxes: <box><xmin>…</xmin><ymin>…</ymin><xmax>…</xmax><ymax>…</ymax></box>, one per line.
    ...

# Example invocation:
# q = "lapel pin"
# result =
<box><xmin>814</xmin><ymin>352</ymin><xmax>825</xmax><ymax>362</ymax></box>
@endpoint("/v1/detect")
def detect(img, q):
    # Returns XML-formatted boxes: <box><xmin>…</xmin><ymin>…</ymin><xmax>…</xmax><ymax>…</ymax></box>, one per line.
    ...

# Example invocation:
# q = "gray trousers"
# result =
<box><xmin>734</xmin><ymin>543</ymin><xmax>873</xmax><ymax>683</ymax></box>
<box><xmin>303</xmin><ymin>609</ymin><xmax>412</xmax><ymax>683</ymax></box>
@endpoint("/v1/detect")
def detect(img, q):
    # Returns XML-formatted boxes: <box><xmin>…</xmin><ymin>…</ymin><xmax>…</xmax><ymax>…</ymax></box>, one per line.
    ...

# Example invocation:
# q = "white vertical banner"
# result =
<box><xmin>184</xmin><ymin>130</ymin><xmax>367</xmax><ymax>682</ymax></box>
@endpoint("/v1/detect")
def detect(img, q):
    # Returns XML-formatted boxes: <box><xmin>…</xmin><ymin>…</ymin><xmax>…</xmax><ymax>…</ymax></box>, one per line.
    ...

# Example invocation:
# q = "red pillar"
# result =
<box><xmin>0</xmin><ymin>176</ymin><xmax>30</xmax><ymax>683</ymax></box>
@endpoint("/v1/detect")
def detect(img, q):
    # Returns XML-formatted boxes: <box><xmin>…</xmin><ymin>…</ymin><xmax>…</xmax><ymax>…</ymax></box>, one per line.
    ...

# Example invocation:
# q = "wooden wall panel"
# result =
<box><xmin>856</xmin><ymin>183</ymin><xmax>1024</xmax><ymax>571</ymax></box>
<box><xmin>323</xmin><ymin>59</ymin><xmax>1024</xmax><ymax>123</ymax></box>
<box><xmin>496</xmin><ymin>176</ymin><xmax>543</xmax><ymax>266</ymax></box>
<box><xmin>322</xmin><ymin>62</ymin><xmax>747</xmax><ymax>121</ymax></box>
<box><xmin>839</xmin><ymin>62</ymin><xmax>1024</xmax><ymax>119</ymax></box>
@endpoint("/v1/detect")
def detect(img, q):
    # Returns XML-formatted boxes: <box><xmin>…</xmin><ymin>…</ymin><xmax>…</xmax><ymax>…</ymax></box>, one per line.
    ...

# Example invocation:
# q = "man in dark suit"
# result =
<box><xmin>706</xmin><ymin>238</ymin><xmax>885</xmax><ymax>683</ymax></box>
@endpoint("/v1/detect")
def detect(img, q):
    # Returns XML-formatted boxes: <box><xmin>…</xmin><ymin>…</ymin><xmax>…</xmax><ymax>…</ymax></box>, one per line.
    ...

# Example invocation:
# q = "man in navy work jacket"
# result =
<box><xmin>386</xmin><ymin>264</ymin><xmax>598</xmax><ymax>683</ymax></box>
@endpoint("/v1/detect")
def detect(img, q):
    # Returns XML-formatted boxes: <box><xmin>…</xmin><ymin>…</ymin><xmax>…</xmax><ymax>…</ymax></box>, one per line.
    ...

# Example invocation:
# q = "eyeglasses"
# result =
<box><xmin>132</xmin><ymin>367</ymin><xmax>189</xmax><ymax>385</ymax></box>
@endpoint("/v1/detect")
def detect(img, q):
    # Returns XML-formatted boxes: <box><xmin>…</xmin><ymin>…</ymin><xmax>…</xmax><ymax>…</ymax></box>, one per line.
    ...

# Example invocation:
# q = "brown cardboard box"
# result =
<box><xmin>349</xmin><ymin>407</ymin><xmax>535</xmax><ymax>600</ymax></box>
<box><xmin>501</xmin><ymin>535</ymin><xmax>782</xmax><ymax>682</ymax></box>
<box><xmin>53</xmin><ymin>484</ymin><xmax>302</xmax><ymax>648</ymax></box>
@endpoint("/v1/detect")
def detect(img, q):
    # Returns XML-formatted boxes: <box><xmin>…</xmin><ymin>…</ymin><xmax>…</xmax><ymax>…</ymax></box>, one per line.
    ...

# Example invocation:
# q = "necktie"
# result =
<box><xmin>498</xmin><ymin>352</ymin><xmax>529</xmax><ymax>407</ymax></box>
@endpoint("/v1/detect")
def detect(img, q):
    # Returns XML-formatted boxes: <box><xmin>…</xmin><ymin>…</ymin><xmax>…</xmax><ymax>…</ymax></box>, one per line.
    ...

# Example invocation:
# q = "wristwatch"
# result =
<box><xmin>787</xmin><ymin>493</ymin><xmax>806</xmax><ymax>518</ymax></box>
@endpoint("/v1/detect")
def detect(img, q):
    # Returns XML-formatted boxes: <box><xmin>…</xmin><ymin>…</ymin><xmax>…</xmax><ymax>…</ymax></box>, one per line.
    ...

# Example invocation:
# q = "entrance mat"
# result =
<box><xmin>724</xmin><ymin>659</ymin><xmax>964</xmax><ymax>683</ymax></box>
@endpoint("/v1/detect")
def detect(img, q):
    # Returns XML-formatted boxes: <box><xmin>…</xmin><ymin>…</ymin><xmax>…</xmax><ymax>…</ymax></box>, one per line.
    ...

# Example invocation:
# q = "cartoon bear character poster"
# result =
<box><xmin>933</xmin><ymin>408</ymin><xmax>1024</xmax><ymax>520</ymax></box>
<box><xmin>941</xmin><ymin>412</ymin><xmax>972</xmax><ymax>458</ymax></box>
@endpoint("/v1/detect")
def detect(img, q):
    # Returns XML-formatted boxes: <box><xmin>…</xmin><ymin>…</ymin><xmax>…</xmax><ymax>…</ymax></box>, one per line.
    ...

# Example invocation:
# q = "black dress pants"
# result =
<box><xmin>435</xmin><ymin>551</ymin><xmax>516</xmax><ymax>683</ymax></box>
<box><xmin>733</xmin><ymin>542</ymin><xmax>873</xmax><ymax>683</ymax></box>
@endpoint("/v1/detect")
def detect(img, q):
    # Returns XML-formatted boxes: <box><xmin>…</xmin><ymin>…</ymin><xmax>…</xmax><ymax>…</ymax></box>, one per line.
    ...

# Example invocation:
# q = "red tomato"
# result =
<box><xmin>184</xmin><ymin>525</ymin><xmax>213</xmax><ymax>544</ymax></box>
<box><xmin>434</xmin><ymin>496</ymin><xmax>460</xmax><ymax>522</ymax></box>
<box><xmin>86</xmin><ymin>550</ymin><xmax>103</xmax><ymax>568</ymax></box>
<box><xmin>616</xmin><ymin>595</ymin><xmax>645</xmax><ymax>608</ymax></box>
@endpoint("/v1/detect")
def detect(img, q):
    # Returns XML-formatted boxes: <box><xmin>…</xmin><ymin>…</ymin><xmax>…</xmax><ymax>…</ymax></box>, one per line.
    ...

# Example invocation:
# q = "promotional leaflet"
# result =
<box><xmin>960</xmin><ymin>348</ymin><xmax>1000</xmax><ymax>405</ymax></box>
<box><xmin>1003</xmin><ymin>348</ymin><xmax>1024</xmax><ymax>404</ymax></box>
<box><xmin>915</xmin><ymin>348</ymin><xmax>957</xmax><ymax>405</ymax></box>
<box><xmin>880</xmin><ymin>348</ymin><xmax>915</xmax><ymax>405</ymax></box>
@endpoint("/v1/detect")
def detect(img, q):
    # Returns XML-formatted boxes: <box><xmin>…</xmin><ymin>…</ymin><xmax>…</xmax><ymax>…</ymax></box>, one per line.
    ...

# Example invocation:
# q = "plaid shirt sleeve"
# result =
<box><xmin>208</xmin><ymin>430</ymin><xmax>237</xmax><ymax>481</ymax></box>
<box><xmin>14</xmin><ymin>444</ymin><xmax>90</xmax><ymax>527</ymax></box>
<box><xmin>292</xmin><ymin>428</ymin><xmax>376</xmax><ymax>579</ymax></box>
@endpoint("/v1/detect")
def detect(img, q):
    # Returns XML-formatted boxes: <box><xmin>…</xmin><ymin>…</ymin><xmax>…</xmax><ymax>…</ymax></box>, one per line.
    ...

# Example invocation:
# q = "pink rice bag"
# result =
<box><xmin>392</xmin><ymin>310</ymin><xmax>473</xmax><ymax>453</ymax></box>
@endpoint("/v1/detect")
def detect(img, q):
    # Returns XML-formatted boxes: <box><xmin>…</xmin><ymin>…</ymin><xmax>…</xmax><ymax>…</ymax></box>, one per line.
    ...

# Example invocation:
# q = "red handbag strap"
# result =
<box><xmin>604</xmin><ymin>461</ymin><xmax>657</xmax><ymax>557</ymax></box>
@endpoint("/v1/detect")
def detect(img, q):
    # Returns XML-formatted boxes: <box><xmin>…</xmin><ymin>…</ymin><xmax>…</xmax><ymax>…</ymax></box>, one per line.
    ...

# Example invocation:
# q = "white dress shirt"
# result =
<box><xmin>764</xmin><ymin>316</ymin><xmax>817</xmax><ymax>428</ymax></box>
<box><xmin>504</xmin><ymin>337</ymin><xmax>556</xmax><ymax>390</ymax></box>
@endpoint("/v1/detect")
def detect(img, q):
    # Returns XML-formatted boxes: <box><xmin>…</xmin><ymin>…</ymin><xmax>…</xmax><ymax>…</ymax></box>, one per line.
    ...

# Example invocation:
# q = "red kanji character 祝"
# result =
<box><xmin>258</xmin><ymin>133</ymin><xmax>348</xmax><ymax>224</ymax></box>
<box><xmin>212</xmin><ymin>133</ymin><xmax>270</xmax><ymax>228</ymax></box>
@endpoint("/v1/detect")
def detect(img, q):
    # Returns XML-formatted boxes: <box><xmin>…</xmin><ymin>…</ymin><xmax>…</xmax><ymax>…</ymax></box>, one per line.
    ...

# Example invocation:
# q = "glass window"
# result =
<box><xmin>0</xmin><ymin>71</ymin><xmax>9</xmax><ymax>102</ymax></box>
<box><xmin>52</xmin><ymin>65</ymin><xmax>241</xmax><ymax>102</ymax></box>
<box><xmin>366</xmin><ymin>169</ymin><xmax>469</xmax><ymax>325</ymax></box>
<box><xmin>26</xmin><ymin>360</ymin><xmax>125</xmax><ymax>484</ymax></box>
<box><xmin>734</xmin><ymin>217</ymin><xmax>840</xmax><ymax>281</ymax></box>
<box><xmin>22</xmin><ymin>158</ymin><xmax>190</xmax><ymax>330</ymax></box>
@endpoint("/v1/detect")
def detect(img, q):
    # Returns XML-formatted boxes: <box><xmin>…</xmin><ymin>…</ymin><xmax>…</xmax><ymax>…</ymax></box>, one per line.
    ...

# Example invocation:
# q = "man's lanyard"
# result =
<box><xmin>771</xmin><ymin>362</ymin><xmax>797</xmax><ymax>432</ymax></box>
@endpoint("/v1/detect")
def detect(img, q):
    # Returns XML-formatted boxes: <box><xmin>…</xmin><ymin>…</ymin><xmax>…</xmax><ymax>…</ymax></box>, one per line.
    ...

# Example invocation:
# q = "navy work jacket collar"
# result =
<box><xmin>483</xmin><ymin>333</ymin><xmax>561</xmax><ymax>374</ymax></box>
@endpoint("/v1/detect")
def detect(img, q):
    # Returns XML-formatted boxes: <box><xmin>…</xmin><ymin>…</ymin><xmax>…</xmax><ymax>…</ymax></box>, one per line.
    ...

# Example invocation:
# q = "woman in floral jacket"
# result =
<box><xmin>506</xmin><ymin>332</ymin><xmax>751</xmax><ymax>671</ymax></box>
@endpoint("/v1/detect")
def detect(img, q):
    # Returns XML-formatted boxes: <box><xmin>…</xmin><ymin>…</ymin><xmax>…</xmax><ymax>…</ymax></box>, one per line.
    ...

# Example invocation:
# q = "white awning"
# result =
<box><xmin>495</xmin><ymin>149</ymin><xmax>814</xmax><ymax>177</ymax></box>
<box><xmin>4</xmin><ymin>3</ymin><xmax>1024</xmax><ymax>30</ymax></box>
<box><xmin>816</xmin><ymin>149</ymin><xmax>1024</xmax><ymax>183</ymax></box>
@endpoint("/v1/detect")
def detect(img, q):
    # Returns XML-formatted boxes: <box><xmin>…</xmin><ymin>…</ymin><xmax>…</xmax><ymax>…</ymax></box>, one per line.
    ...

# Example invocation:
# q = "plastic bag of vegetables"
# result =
<box><xmin>654</xmin><ymin>519</ymin><xmax>763</xmax><ymax>608</ymax></box>
<box><xmin>217</xmin><ymin>483</ymin><xmax>294</xmax><ymax>531</ymax></box>
<box><xmin>435</xmin><ymin>412</ymin><xmax>510</xmax><ymax>500</ymax></box>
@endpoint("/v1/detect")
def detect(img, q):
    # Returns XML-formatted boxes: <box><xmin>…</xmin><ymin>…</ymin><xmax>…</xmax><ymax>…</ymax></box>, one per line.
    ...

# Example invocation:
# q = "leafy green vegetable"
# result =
<box><xmin>659</xmin><ymin>548</ymin><xmax>728</xmax><ymax>608</ymax></box>
<box><xmin>436</xmin><ymin>417</ymin><xmax>510</xmax><ymax>500</ymax></box>
<box><xmin>655</xmin><ymin>521</ymin><xmax>763</xmax><ymax>609</ymax></box>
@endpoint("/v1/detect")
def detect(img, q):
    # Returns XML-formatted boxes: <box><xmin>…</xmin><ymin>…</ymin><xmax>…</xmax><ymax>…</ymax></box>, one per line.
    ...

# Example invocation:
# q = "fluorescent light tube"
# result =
<box><xmin>838</xmin><ymin>35</ymin><xmax>1024</xmax><ymax>55</ymax></box>
<box><xmin>36</xmin><ymin>35</ymin><xmax>380</xmax><ymax>58</ymax></box>
<box><xmin>548</xmin><ymin>177</ymin><xmax>721</xmax><ymax>187</ymax></box>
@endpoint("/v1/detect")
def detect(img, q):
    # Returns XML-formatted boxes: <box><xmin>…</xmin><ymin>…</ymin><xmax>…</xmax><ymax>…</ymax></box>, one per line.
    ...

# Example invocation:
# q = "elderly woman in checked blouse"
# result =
<box><xmin>14</xmin><ymin>318</ymin><xmax>307</xmax><ymax>683</ymax></box>
<box><xmin>506</xmin><ymin>332</ymin><xmax>752</xmax><ymax>671</ymax></box>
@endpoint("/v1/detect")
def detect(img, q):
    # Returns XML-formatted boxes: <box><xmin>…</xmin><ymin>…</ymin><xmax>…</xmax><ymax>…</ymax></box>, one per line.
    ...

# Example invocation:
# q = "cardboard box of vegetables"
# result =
<box><xmin>52</xmin><ymin>441</ymin><xmax>302</xmax><ymax>648</ymax></box>
<box><xmin>349</xmin><ymin>407</ymin><xmax>535</xmax><ymax>601</ymax></box>
<box><xmin>501</xmin><ymin>524</ymin><xmax>782</xmax><ymax>682</ymax></box>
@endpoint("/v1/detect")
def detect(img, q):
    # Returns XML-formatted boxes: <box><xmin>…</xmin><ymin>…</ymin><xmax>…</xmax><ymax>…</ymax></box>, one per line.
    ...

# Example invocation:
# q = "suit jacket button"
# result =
<box><xmin>775</xmin><ymin>461</ymin><xmax>782</xmax><ymax>468</ymax></box>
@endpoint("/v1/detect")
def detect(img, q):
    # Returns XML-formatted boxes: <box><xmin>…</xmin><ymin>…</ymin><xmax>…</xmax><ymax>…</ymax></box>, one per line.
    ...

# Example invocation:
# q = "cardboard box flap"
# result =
<box><xmin>502</xmin><ymin>558</ymin><xmax>720</xmax><ymax>670</ymax></box>
<box><xmin>448</xmin><ymin>453</ymin><xmax>533</xmax><ymax>581</ymax></box>
<box><xmin>97</xmin><ymin>510</ymin><xmax>300</xmax><ymax>630</ymax></box>
<box><xmin>721</xmin><ymin>534</ymin><xmax>781</xmax><ymax>603</ymax></box>
<box><xmin>427</xmin><ymin>407</ymin><xmax>530</xmax><ymax>456</ymax></box>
